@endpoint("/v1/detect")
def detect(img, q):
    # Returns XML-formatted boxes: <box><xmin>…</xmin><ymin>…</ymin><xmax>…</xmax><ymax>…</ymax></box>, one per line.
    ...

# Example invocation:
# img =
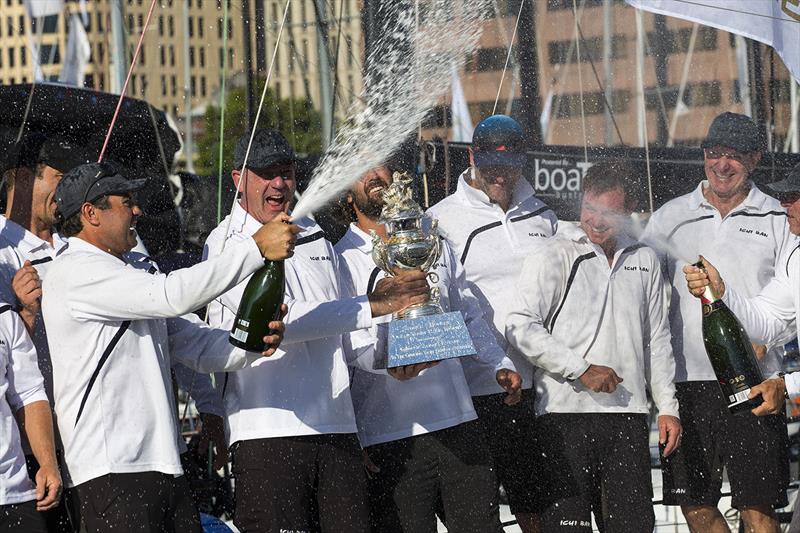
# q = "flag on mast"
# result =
<box><xmin>450</xmin><ymin>63</ymin><xmax>474</xmax><ymax>143</ymax></box>
<box><xmin>625</xmin><ymin>0</ymin><xmax>800</xmax><ymax>84</ymax></box>
<box><xmin>59</xmin><ymin>14</ymin><xmax>91</xmax><ymax>86</ymax></box>
<box><xmin>23</xmin><ymin>0</ymin><xmax>63</xmax><ymax>18</ymax></box>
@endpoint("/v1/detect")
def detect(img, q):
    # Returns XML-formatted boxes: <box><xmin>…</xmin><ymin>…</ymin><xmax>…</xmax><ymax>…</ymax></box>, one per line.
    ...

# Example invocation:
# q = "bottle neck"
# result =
<box><xmin>700</xmin><ymin>284</ymin><xmax>718</xmax><ymax>305</ymax></box>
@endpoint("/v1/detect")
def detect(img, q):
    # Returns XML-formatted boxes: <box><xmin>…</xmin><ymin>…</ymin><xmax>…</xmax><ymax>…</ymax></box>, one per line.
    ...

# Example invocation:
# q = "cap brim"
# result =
<box><xmin>234</xmin><ymin>154</ymin><xmax>296</xmax><ymax>171</ymax></box>
<box><xmin>473</xmin><ymin>152</ymin><xmax>526</xmax><ymax>168</ymax></box>
<box><xmin>765</xmin><ymin>178</ymin><xmax>800</xmax><ymax>200</ymax></box>
<box><xmin>700</xmin><ymin>137</ymin><xmax>760</xmax><ymax>154</ymax></box>
<box><xmin>104</xmin><ymin>177</ymin><xmax>149</xmax><ymax>195</ymax></box>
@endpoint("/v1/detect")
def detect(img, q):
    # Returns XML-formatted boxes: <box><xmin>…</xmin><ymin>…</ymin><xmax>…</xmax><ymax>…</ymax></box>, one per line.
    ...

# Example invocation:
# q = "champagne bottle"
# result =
<box><xmin>229</xmin><ymin>260</ymin><xmax>285</xmax><ymax>352</ymax></box>
<box><xmin>696</xmin><ymin>262</ymin><xmax>764</xmax><ymax>414</ymax></box>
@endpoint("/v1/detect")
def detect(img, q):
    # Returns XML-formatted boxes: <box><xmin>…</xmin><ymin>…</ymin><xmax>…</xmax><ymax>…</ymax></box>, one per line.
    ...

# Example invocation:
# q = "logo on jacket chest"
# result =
<box><xmin>528</xmin><ymin>231</ymin><xmax>547</xmax><ymax>238</ymax></box>
<box><xmin>623</xmin><ymin>265</ymin><xmax>649</xmax><ymax>273</ymax></box>
<box><xmin>738</xmin><ymin>227</ymin><xmax>768</xmax><ymax>238</ymax></box>
<box><xmin>308</xmin><ymin>255</ymin><xmax>331</xmax><ymax>261</ymax></box>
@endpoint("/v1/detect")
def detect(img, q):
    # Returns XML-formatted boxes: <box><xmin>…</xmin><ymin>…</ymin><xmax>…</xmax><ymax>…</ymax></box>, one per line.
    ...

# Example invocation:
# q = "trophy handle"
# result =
<box><xmin>418</xmin><ymin>221</ymin><xmax>441</xmax><ymax>273</ymax></box>
<box><xmin>370</xmin><ymin>230</ymin><xmax>393</xmax><ymax>274</ymax></box>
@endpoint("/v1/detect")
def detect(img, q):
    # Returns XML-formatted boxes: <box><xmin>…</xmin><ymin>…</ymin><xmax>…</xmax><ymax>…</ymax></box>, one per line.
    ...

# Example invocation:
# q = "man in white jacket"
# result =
<box><xmin>643</xmin><ymin>113</ymin><xmax>794</xmax><ymax>532</ymax></box>
<box><xmin>204</xmin><ymin>130</ymin><xmax>429</xmax><ymax>533</ymax></box>
<box><xmin>684</xmin><ymin>163</ymin><xmax>800</xmax><ymax>414</ymax></box>
<box><xmin>426</xmin><ymin>115</ymin><xmax>557</xmax><ymax>532</ymax></box>
<box><xmin>506</xmin><ymin>160</ymin><xmax>681</xmax><ymax>532</ymax></box>
<box><xmin>1</xmin><ymin>304</ymin><xmax>61</xmax><ymax>532</ymax></box>
<box><xmin>42</xmin><ymin>161</ymin><xmax>296</xmax><ymax>533</ymax></box>
<box><xmin>333</xmin><ymin>162</ymin><xmax>521</xmax><ymax>533</ymax></box>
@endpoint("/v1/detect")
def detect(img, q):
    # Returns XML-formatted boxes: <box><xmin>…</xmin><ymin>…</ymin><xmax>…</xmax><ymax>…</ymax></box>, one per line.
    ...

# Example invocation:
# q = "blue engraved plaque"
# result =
<box><xmin>387</xmin><ymin>311</ymin><xmax>476</xmax><ymax>367</ymax></box>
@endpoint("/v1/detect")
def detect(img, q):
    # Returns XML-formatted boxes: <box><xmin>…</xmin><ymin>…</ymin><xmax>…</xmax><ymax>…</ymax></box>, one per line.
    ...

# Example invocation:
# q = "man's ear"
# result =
<box><xmin>468</xmin><ymin>148</ymin><xmax>475</xmax><ymax>168</ymax></box>
<box><xmin>81</xmin><ymin>202</ymin><xmax>101</xmax><ymax>227</ymax></box>
<box><xmin>232</xmin><ymin>169</ymin><xmax>243</xmax><ymax>190</ymax></box>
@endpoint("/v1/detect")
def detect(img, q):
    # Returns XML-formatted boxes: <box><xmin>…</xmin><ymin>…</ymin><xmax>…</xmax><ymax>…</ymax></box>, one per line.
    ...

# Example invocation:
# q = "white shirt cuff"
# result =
<box><xmin>786</xmin><ymin>372</ymin><xmax>800</xmax><ymax>398</ymax></box>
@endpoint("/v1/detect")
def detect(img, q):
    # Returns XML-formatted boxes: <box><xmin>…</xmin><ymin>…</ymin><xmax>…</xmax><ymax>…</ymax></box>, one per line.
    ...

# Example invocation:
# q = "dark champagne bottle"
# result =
<box><xmin>229</xmin><ymin>260</ymin><xmax>285</xmax><ymax>352</ymax></box>
<box><xmin>696</xmin><ymin>262</ymin><xmax>764</xmax><ymax>415</ymax></box>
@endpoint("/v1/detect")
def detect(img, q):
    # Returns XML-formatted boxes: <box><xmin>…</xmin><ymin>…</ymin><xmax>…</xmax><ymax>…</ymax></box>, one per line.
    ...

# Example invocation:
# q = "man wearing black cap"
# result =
<box><xmin>0</xmin><ymin>135</ymin><xmax>90</xmax><ymax>532</ymax></box>
<box><xmin>41</xmin><ymin>161</ymin><xmax>297</xmax><ymax>533</ymax></box>
<box><xmin>684</xmin><ymin>162</ymin><xmax>800</xmax><ymax>412</ymax></box>
<box><xmin>204</xmin><ymin>129</ymin><xmax>429</xmax><ymax>533</ymax></box>
<box><xmin>643</xmin><ymin>112</ymin><xmax>795</xmax><ymax>532</ymax></box>
<box><xmin>427</xmin><ymin>115</ymin><xmax>557</xmax><ymax>531</ymax></box>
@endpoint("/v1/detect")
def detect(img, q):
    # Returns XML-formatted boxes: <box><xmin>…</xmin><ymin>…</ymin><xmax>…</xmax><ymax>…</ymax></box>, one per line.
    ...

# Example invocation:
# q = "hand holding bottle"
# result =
<box><xmin>579</xmin><ymin>364</ymin><xmax>623</xmax><ymax>393</ymax></box>
<box><xmin>369</xmin><ymin>270</ymin><xmax>430</xmax><ymax>317</ymax></box>
<box><xmin>748</xmin><ymin>377</ymin><xmax>787</xmax><ymax>416</ymax></box>
<box><xmin>260</xmin><ymin>303</ymin><xmax>288</xmax><ymax>357</ymax></box>
<box><xmin>683</xmin><ymin>256</ymin><xmax>726</xmax><ymax>299</ymax></box>
<box><xmin>252</xmin><ymin>213</ymin><xmax>301</xmax><ymax>260</ymax></box>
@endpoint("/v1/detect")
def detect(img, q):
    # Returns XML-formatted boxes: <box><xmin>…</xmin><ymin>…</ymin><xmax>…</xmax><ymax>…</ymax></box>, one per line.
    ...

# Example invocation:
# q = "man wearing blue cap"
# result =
<box><xmin>427</xmin><ymin>115</ymin><xmax>558</xmax><ymax>531</ymax></box>
<box><xmin>643</xmin><ymin>112</ymin><xmax>794</xmax><ymax>532</ymax></box>
<box><xmin>40</xmin><ymin>161</ymin><xmax>297</xmax><ymax>533</ymax></box>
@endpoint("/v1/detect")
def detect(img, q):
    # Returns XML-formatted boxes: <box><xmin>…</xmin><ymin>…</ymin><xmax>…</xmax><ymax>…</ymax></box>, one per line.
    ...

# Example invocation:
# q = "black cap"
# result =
<box><xmin>233</xmin><ymin>129</ymin><xmax>295</xmax><ymax>170</ymax></box>
<box><xmin>701</xmin><ymin>112</ymin><xmax>764</xmax><ymax>154</ymax></box>
<box><xmin>37</xmin><ymin>138</ymin><xmax>93</xmax><ymax>174</ymax></box>
<box><xmin>766</xmin><ymin>163</ymin><xmax>800</xmax><ymax>201</ymax></box>
<box><xmin>471</xmin><ymin>115</ymin><xmax>526</xmax><ymax>168</ymax></box>
<box><xmin>55</xmin><ymin>162</ymin><xmax>148</xmax><ymax>220</ymax></box>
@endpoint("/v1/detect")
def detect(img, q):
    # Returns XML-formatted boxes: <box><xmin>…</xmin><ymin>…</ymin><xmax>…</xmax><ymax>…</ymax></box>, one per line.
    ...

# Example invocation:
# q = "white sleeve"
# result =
<box><xmin>643</xmin><ymin>253</ymin><xmax>680</xmax><ymax>418</ymax></box>
<box><xmin>172</xmin><ymin>362</ymin><xmax>224</xmax><ymax>417</ymax></box>
<box><xmin>785</xmin><ymin>372</ymin><xmax>800</xmax><ymax>398</ymax></box>
<box><xmin>722</xmin><ymin>271</ymin><xmax>796</xmax><ymax>346</ymax></box>
<box><xmin>281</xmin><ymin>252</ymin><xmax>373</xmax><ymax>344</ymax></box>
<box><xmin>505</xmin><ymin>252</ymin><xmax>591</xmax><ymax>381</ymax></box>
<box><xmin>3</xmin><ymin>309</ymin><xmax>48</xmax><ymax>411</ymax></box>
<box><xmin>446</xmin><ymin>245</ymin><xmax>515</xmax><ymax>375</ymax></box>
<box><xmin>68</xmin><ymin>238</ymin><xmax>264</xmax><ymax>322</ymax></box>
<box><xmin>342</xmin><ymin>324</ymin><xmax>390</xmax><ymax>375</ymax></box>
<box><xmin>167</xmin><ymin>313</ymin><xmax>261</xmax><ymax>373</ymax></box>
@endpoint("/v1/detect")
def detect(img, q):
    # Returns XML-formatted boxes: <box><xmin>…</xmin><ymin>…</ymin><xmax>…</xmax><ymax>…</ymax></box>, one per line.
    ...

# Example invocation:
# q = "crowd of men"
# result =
<box><xmin>1</xmin><ymin>109</ymin><xmax>799</xmax><ymax>533</ymax></box>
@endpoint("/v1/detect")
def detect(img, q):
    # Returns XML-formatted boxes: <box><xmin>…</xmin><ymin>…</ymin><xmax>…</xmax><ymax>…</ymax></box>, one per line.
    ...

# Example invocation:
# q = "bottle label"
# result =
<box><xmin>231</xmin><ymin>327</ymin><xmax>249</xmax><ymax>343</ymax></box>
<box><xmin>728</xmin><ymin>388</ymin><xmax>752</xmax><ymax>407</ymax></box>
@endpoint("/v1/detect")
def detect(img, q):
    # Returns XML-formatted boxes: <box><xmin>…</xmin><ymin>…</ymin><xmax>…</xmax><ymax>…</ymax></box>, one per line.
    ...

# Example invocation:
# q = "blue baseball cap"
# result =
<box><xmin>472</xmin><ymin>115</ymin><xmax>527</xmax><ymax>168</ymax></box>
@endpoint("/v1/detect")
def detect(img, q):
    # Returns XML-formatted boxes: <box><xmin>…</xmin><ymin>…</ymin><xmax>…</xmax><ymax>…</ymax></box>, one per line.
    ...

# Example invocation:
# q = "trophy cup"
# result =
<box><xmin>371</xmin><ymin>172</ymin><xmax>476</xmax><ymax>368</ymax></box>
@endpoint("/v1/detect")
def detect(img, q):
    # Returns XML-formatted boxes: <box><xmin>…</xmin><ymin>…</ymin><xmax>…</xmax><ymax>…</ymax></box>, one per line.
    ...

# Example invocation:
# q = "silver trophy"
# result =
<box><xmin>370</xmin><ymin>172</ymin><xmax>475</xmax><ymax>367</ymax></box>
<box><xmin>371</xmin><ymin>172</ymin><xmax>443</xmax><ymax>319</ymax></box>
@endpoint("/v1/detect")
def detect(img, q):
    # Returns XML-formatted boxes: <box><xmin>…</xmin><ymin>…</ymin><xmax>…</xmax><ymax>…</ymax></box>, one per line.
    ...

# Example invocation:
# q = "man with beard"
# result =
<box><xmin>333</xmin><ymin>162</ymin><xmax>522</xmax><ymax>533</ymax></box>
<box><xmin>506</xmin><ymin>160</ymin><xmax>681</xmax><ymax>532</ymax></box>
<box><xmin>642</xmin><ymin>113</ymin><xmax>794</xmax><ymax>532</ymax></box>
<box><xmin>203</xmin><ymin>130</ymin><xmax>429</xmax><ymax>533</ymax></box>
<box><xmin>426</xmin><ymin>115</ymin><xmax>557</xmax><ymax>532</ymax></box>
<box><xmin>42</xmin><ymin>161</ymin><xmax>295</xmax><ymax>533</ymax></box>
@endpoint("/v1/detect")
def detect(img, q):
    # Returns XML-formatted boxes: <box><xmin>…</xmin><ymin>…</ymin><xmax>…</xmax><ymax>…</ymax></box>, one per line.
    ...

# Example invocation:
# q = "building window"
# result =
<box><xmin>199</xmin><ymin>47</ymin><xmax>205</xmax><ymax>67</ymax></box>
<box><xmin>647</xmin><ymin>26</ymin><xmax>718</xmax><ymax>55</ymax></box>
<box><xmin>548</xmin><ymin>35</ymin><xmax>627</xmax><ymax>65</ymax></box>
<box><xmin>201</xmin><ymin>76</ymin><xmax>207</xmax><ymax>97</ymax></box>
<box><xmin>191</xmin><ymin>75</ymin><xmax>196</xmax><ymax>97</ymax></box>
<box><xmin>171</xmin><ymin>75</ymin><xmax>177</xmax><ymax>96</ymax></box>
<box><xmin>20</xmin><ymin>45</ymin><xmax>25</xmax><ymax>66</ymax></box>
<box><xmin>160</xmin><ymin>46</ymin><xmax>165</xmax><ymax>65</ymax></box>
<box><xmin>8</xmin><ymin>47</ymin><xmax>14</xmax><ymax>68</ymax></box>
<box><xmin>169</xmin><ymin>45</ymin><xmax>175</xmax><ymax>66</ymax></box>
<box><xmin>554</xmin><ymin>90</ymin><xmax>631</xmax><ymax>118</ymax></box>
<box><xmin>158</xmin><ymin>15</ymin><xmax>164</xmax><ymax>36</ymax></box>
<box><xmin>168</xmin><ymin>16</ymin><xmax>174</xmax><ymax>36</ymax></box>
<box><xmin>421</xmin><ymin>105</ymin><xmax>452</xmax><ymax>128</ymax></box>
<box><xmin>198</xmin><ymin>17</ymin><xmax>204</xmax><ymax>38</ymax></box>
<box><xmin>97</xmin><ymin>12</ymin><xmax>104</xmax><ymax>32</ymax></box>
<box><xmin>464</xmin><ymin>47</ymin><xmax>508</xmax><ymax>72</ymax></box>
<box><xmin>98</xmin><ymin>43</ymin><xmax>104</xmax><ymax>63</ymax></box>
<box><xmin>547</xmin><ymin>0</ymin><xmax>610</xmax><ymax>10</ymax></box>
<box><xmin>161</xmin><ymin>75</ymin><xmax>167</xmax><ymax>96</ymax></box>
<box><xmin>188</xmin><ymin>17</ymin><xmax>194</xmax><ymax>38</ymax></box>
<box><xmin>189</xmin><ymin>47</ymin><xmax>195</xmax><ymax>67</ymax></box>
<box><xmin>688</xmin><ymin>81</ymin><xmax>721</xmax><ymax>106</ymax></box>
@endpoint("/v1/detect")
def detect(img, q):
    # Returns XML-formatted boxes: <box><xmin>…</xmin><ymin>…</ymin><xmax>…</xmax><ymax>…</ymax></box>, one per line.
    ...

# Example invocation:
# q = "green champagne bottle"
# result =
<box><xmin>696</xmin><ymin>262</ymin><xmax>764</xmax><ymax>415</ymax></box>
<box><xmin>229</xmin><ymin>260</ymin><xmax>285</xmax><ymax>352</ymax></box>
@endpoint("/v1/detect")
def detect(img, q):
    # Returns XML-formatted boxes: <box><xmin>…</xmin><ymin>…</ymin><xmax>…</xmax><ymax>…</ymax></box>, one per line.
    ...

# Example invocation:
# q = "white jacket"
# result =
<box><xmin>335</xmin><ymin>224</ymin><xmax>514</xmax><ymax>447</ymax></box>
<box><xmin>642</xmin><ymin>182</ymin><xmax>797</xmax><ymax>381</ymax></box>
<box><xmin>721</xmin><ymin>243</ymin><xmax>800</xmax><ymax>396</ymax></box>
<box><xmin>506</xmin><ymin>224</ymin><xmax>680</xmax><ymax>418</ymax></box>
<box><xmin>204</xmin><ymin>204</ymin><xmax>374</xmax><ymax>444</ymax></box>
<box><xmin>42</xmin><ymin>236</ymin><xmax>265</xmax><ymax>487</ymax></box>
<box><xmin>1</xmin><ymin>305</ymin><xmax>47</xmax><ymax>505</ymax></box>
<box><xmin>427</xmin><ymin>170</ymin><xmax>557</xmax><ymax>395</ymax></box>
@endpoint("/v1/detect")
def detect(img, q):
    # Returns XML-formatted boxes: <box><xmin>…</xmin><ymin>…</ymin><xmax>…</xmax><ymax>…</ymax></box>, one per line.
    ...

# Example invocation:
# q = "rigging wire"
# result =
<box><xmin>216</xmin><ymin>0</ymin><xmax>230</xmax><ymax>224</ymax></box>
<box><xmin>571</xmin><ymin>0</ymin><xmax>589</xmax><ymax>162</ymax></box>
<box><xmin>491</xmin><ymin>0</ymin><xmax>524</xmax><ymax>116</ymax></box>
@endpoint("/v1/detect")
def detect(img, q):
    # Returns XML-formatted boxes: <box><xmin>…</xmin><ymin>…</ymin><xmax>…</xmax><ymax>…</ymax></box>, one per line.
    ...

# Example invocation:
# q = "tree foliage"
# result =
<box><xmin>195</xmin><ymin>79</ymin><xmax>323</xmax><ymax>177</ymax></box>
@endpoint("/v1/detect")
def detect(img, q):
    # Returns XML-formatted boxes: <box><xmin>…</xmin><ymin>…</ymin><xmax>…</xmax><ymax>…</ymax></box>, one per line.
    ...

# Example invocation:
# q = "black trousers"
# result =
<box><xmin>232</xmin><ymin>433</ymin><xmax>370</xmax><ymax>533</ymax></box>
<box><xmin>0</xmin><ymin>500</ymin><xmax>49</xmax><ymax>533</ymax></box>
<box><xmin>365</xmin><ymin>420</ymin><xmax>503</xmax><ymax>533</ymax></box>
<box><xmin>73</xmin><ymin>472</ymin><xmax>201</xmax><ymax>533</ymax></box>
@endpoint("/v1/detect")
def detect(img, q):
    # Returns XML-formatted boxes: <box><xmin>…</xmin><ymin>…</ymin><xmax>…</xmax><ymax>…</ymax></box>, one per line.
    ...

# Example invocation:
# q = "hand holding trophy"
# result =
<box><xmin>370</xmin><ymin>172</ymin><xmax>476</xmax><ymax>367</ymax></box>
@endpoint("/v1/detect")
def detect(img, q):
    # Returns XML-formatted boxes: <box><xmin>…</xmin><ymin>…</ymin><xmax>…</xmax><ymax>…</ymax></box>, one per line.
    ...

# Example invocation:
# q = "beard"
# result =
<box><xmin>353</xmin><ymin>178</ymin><xmax>386</xmax><ymax>219</ymax></box>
